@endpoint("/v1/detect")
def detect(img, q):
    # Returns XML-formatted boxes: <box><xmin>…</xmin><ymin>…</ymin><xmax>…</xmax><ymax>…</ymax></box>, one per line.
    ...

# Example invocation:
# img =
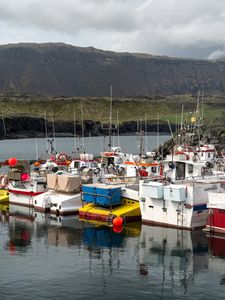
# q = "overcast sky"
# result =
<box><xmin>0</xmin><ymin>0</ymin><xmax>224</xmax><ymax>59</ymax></box>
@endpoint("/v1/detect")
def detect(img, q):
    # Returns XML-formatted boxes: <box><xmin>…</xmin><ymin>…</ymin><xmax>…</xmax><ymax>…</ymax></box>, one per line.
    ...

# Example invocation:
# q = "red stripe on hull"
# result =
<box><xmin>9</xmin><ymin>189</ymin><xmax>44</xmax><ymax>196</ymax></box>
<box><xmin>79</xmin><ymin>211</ymin><xmax>141</xmax><ymax>223</ymax></box>
<box><xmin>207</xmin><ymin>208</ymin><xmax>225</xmax><ymax>234</ymax></box>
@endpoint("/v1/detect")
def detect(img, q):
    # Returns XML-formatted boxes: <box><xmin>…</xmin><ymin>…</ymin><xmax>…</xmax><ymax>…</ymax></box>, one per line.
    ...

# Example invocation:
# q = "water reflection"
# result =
<box><xmin>5</xmin><ymin>204</ymin><xmax>141</xmax><ymax>252</ymax></box>
<box><xmin>139</xmin><ymin>226</ymin><xmax>209</xmax><ymax>297</ymax></box>
<box><xmin>1</xmin><ymin>204</ymin><xmax>225</xmax><ymax>299</ymax></box>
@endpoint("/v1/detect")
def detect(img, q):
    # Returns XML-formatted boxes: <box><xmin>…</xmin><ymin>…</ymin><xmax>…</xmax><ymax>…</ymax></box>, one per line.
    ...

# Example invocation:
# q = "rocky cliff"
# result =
<box><xmin>1</xmin><ymin>43</ymin><xmax>225</xmax><ymax>97</ymax></box>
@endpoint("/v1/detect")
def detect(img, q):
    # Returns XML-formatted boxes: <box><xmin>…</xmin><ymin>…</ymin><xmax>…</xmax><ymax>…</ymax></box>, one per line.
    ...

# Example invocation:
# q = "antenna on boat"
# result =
<box><xmin>108</xmin><ymin>85</ymin><xmax>113</xmax><ymax>150</ymax></box>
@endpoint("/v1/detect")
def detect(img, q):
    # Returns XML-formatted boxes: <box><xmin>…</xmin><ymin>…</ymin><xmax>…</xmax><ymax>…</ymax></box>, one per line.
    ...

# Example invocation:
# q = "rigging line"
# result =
<box><xmin>44</xmin><ymin>109</ymin><xmax>48</xmax><ymax>152</ymax></box>
<box><xmin>74</xmin><ymin>104</ymin><xmax>76</xmax><ymax>151</ymax></box>
<box><xmin>51</xmin><ymin>109</ymin><xmax>56</xmax><ymax>153</ymax></box>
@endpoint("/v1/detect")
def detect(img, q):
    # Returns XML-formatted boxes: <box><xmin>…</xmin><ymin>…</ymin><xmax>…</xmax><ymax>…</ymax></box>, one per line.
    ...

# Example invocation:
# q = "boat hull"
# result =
<box><xmin>205</xmin><ymin>208</ymin><xmax>225</xmax><ymax>234</ymax></box>
<box><xmin>79</xmin><ymin>198</ymin><xmax>141</xmax><ymax>224</ymax></box>
<box><xmin>9</xmin><ymin>189</ymin><xmax>43</xmax><ymax>207</ymax></box>
<box><xmin>34</xmin><ymin>191</ymin><xmax>82</xmax><ymax>216</ymax></box>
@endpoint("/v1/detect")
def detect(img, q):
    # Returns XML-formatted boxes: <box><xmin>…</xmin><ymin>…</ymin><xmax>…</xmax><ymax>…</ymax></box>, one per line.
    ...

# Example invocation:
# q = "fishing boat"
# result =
<box><xmin>138</xmin><ymin>145</ymin><xmax>225</xmax><ymax>229</ymax></box>
<box><xmin>0</xmin><ymin>189</ymin><xmax>9</xmax><ymax>203</ymax></box>
<box><xmin>34</xmin><ymin>172</ymin><xmax>82</xmax><ymax>215</ymax></box>
<box><xmin>204</xmin><ymin>187</ymin><xmax>225</xmax><ymax>234</ymax></box>
<box><xmin>79</xmin><ymin>182</ymin><xmax>141</xmax><ymax>225</ymax></box>
<box><xmin>8</xmin><ymin>160</ymin><xmax>47</xmax><ymax>207</ymax></box>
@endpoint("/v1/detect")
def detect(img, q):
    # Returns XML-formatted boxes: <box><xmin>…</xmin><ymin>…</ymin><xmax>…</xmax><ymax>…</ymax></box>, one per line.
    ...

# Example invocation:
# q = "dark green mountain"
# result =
<box><xmin>0</xmin><ymin>42</ymin><xmax>225</xmax><ymax>96</ymax></box>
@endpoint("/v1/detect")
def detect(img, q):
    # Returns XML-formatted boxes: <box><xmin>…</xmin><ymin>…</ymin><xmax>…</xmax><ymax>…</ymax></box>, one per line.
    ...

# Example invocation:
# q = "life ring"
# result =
<box><xmin>57</xmin><ymin>152</ymin><xmax>68</xmax><ymax>162</ymax></box>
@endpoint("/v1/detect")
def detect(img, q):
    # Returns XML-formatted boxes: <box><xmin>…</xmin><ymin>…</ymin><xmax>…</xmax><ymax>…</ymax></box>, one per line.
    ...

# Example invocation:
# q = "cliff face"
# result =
<box><xmin>0</xmin><ymin>43</ymin><xmax>225</xmax><ymax>97</ymax></box>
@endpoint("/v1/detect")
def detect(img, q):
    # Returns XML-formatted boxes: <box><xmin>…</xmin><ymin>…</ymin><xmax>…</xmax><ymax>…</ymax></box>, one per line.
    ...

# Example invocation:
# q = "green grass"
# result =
<box><xmin>0</xmin><ymin>93</ymin><xmax>225</xmax><ymax>127</ymax></box>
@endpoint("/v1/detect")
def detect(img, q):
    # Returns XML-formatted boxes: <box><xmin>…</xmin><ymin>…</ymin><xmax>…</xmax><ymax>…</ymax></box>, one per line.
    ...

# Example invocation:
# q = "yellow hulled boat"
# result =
<box><xmin>79</xmin><ymin>197</ymin><xmax>141</xmax><ymax>225</ymax></box>
<box><xmin>0</xmin><ymin>189</ymin><xmax>9</xmax><ymax>203</ymax></box>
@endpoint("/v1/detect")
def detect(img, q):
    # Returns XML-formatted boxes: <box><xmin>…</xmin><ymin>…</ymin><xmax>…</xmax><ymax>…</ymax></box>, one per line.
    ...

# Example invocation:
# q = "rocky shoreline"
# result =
<box><xmin>0</xmin><ymin>116</ymin><xmax>174</xmax><ymax>139</ymax></box>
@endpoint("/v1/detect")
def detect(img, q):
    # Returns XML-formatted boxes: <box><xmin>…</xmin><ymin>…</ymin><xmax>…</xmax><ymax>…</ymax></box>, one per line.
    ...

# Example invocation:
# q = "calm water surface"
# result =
<box><xmin>1</xmin><ymin>205</ymin><xmax>225</xmax><ymax>300</ymax></box>
<box><xmin>0</xmin><ymin>135</ymin><xmax>169</xmax><ymax>161</ymax></box>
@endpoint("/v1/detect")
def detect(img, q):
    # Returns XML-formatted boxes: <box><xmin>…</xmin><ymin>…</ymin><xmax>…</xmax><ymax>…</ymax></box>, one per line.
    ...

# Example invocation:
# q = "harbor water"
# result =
<box><xmin>1</xmin><ymin>208</ymin><xmax>225</xmax><ymax>300</ymax></box>
<box><xmin>0</xmin><ymin>135</ymin><xmax>170</xmax><ymax>161</ymax></box>
<box><xmin>1</xmin><ymin>135</ymin><xmax>225</xmax><ymax>299</ymax></box>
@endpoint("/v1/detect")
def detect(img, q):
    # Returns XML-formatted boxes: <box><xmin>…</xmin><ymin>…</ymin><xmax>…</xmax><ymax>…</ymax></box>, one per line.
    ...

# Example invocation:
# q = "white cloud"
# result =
<box><xmin>0</xmin><ymin>0</ymin><xmax>225</xmax><ymax>59</ymax></box>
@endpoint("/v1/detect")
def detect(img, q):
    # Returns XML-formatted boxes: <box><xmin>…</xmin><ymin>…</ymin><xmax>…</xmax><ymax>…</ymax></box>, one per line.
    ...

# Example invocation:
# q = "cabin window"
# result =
<box><xmin>201</xmin><ymin>153</ymin><xmax>204</xmax><ymax>157</ymax></box>
<box><xmin>188</xmin><ymin>164</ymin><xmax>193</xmax><ymax>174</ymax></box>
<box><xmin>151</xmin><ymin>166</ymin><xmax>156</xmax><ymax>173</ymax></box>
<box><xmin>74</xmin><ymin>162</ymin><xmax>79</xmax><ymax>168</ymax></box>
<box><xmin>208</xmin><ymin>153</ymin><xmax>210</xmax><ymax>158</ymax></box>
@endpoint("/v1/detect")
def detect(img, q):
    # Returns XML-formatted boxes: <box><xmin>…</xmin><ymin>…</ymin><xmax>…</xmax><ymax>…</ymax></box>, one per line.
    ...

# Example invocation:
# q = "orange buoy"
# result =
<box><xmin>34</xmin><ymin>161</ymin><xmax>41</xmax><ymax>167</ymax></box>
<box><xmin>112</xmin><ymin>216</ymin><xmax>123</xmax><ymax>227</ymax></box>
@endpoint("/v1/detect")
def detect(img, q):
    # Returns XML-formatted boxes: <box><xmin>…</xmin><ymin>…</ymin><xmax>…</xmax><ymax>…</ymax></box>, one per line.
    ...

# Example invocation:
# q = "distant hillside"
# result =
<box><xmin>0</xmin><ymin>43</ymin><xmax>225</xmax><ymax>96</ymax></box>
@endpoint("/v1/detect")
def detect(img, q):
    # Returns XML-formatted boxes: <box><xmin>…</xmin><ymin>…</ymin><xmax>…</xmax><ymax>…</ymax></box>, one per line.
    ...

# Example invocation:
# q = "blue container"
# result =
<box><xmin>82</xmin><ymin>185</ymin><xmax>96</xmax><ymax>203</ymax></box>
<box><xmin>95</xmin><ymin>185</ymin><xmax>122</xmax><ymax>206</ymax></box>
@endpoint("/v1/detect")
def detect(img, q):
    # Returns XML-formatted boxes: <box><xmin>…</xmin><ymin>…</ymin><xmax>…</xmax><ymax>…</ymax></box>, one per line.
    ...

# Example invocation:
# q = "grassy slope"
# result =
<box><xmin>0</xmin><ymin>93</ymin><xmax>224</xmax><ymax>127</ymax></box>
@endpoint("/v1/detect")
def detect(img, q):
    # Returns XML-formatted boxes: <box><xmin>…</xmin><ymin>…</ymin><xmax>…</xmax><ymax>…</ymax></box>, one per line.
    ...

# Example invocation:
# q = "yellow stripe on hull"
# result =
<box><xmin>79</xmin><ymin>198</ymin><xmax>141</xmax><ymax>224</ymax></box>
<box><xmin>0</xmin><ymin>189</ymin><xmax>9</xmax><ymax>203</ymax></box>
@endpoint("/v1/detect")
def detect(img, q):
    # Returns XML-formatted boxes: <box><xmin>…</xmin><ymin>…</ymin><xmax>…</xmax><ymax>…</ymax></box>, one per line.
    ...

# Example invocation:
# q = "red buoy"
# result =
<box><xmin>112</xmin><ymin>216</ymin><xmax>123</xmax><ymax>227</ymax></box>
<box><xmin>8</xmin><ymin>157</ymin><xmax>17</xmax><ymax>166</ymax></box>
<box><xmin>113</xmin><ymin>225</ymin><xmax>123</xmax><ymax>233</ymax></box>
<box><xmin>21</xmin><ymin>173</ymin><xmax>29</xmax><ymax>181</ymax></box>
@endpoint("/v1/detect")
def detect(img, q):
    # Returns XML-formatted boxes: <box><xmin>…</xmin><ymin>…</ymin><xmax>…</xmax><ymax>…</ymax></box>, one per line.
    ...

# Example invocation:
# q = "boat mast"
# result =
<box><xmin>139</xmin><ymin>118</ymin><xmax>144</xmax><ymax>156</ymax></box>
<box><xmin>81</xmin><ymin>102</ymin><xmax>85</xmax><ymax>152</ymax></box>
<box><xmin>117</xmin><ymin>108</ymin><xmax>120</xmax><ymax>147</ymax></box>
<box><xmin>73</xmin><ymin>104</ymin><xmax>77</xmax><ymax>151</ymax></box>
<box><xmin>109</xmin><ymin>85</ymin><xmax>113</xmax><ymax>150</ymax></box>
<box><xmin>157</xmin><ymin>112</ymin><xmax>160</xmax><ymax>151</ymax></box>
<box><xmin>201</xmin><ymin>89</ymin><xmax>204</xmax><ymax>126</ymax></box>
<box><xmin>52</xmin><ymin>110</ymin><xmax>56</xmax><ymax>153</ymax></box>
<box><xmin>145</xmin><ymin>113</ymin><xmax>148</xmax><ymax>153</ymax></box>
<box><xmin>44</xmin><ymin>109</ymin><xmax>48</xmax><ymax>153</ymax></box>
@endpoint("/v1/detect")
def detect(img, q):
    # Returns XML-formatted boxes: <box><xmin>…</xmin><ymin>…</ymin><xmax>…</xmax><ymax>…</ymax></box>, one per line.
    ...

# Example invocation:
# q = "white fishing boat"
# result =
<box><xmin>34</xmin><ymin>172</ymin><xmax>82</xmax><ymax>215</ymax></box>
<box><xmin>69</xmin><ymin>153</ymin><xmax>99</xmax><ymax>174</ymax></box>
<box><xmin>139</xmin><ymin>149</ymin><xmax>225</xmax><ymax>229</ymax></box>
<box><xmin>8</xmin><ymin>178</ymin><xmax>47</xmax><ymax>207</ymax></box>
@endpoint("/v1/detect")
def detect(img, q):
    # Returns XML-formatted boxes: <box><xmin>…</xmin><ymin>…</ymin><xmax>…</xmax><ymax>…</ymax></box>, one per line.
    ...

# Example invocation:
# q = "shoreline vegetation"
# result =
<box><xmin>0</xmin><ymin>93</ymin><xmax>225</xmax><ymax>139</ymax></box>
